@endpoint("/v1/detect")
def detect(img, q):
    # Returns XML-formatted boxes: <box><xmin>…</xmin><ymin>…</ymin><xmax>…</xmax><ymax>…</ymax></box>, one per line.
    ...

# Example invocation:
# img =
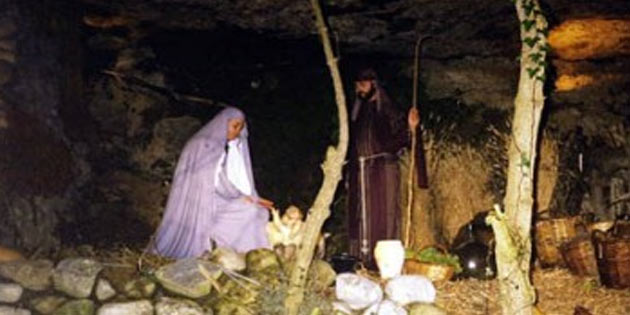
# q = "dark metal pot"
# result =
<box><xmin>330</xmin><ymin>253</ymin><xmax>359</xmax><ymax>273</ymax></box>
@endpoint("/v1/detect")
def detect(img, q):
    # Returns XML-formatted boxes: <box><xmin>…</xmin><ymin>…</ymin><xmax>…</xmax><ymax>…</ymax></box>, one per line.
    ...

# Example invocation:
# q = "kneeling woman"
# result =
<box><xmin>152</xmin><ymin>107</ymin><xmax>273</xmax><ymax>258</ymax></box>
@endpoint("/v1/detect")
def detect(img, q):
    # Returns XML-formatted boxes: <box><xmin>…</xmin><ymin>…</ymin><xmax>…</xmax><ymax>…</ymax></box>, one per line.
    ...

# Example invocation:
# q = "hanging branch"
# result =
<box><xmin>102</xmin><ymin>70</ymin><xmax>227</xmax><ymax>108</ymax></box>
<box><xmin>283</xmin><ymin>0</ymin><xmax>349</xmax><ymax>314</ymax></box>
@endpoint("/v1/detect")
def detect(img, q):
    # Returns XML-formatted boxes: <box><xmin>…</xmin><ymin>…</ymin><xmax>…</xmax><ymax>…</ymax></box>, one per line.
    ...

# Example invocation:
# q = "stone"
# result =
<box><xmin>132</xmin><ymin>116</ymin><xmax>202</xmax><ymax>176</ymax></box>
<box><xmin>96</xmin><ymin>300</ymin><xmax>153</xmax><ymax>315</ymax></box>
<box><xmin>53</xmin><ymin>258</ymin><xmax>103</xmax><ymax>298</ymax></box>
<box><xmin>332</xmin><ymin>301</ymin><xmax>353</xmax><ymax>314</ymax></box>
<box><xmin>307</xmin><ymin>259</ymin><xmax>336</xmax><ymax>291</ymax></box>
<box><xmin>0</xmin><ymin>59</ymin><xmax>13</xmax><ymax>85</ymax></box>
<box><xmin>245</xmin><ymin>248</ymin><xmax>280</xmax><ymax>273</ymax></box>
<box><xmin>0</xmin><ymin>259</ymin><xmax>54</xmax><ymax>290</ymax></box>
<box><xmin>0</xmin><ymin>108</ymin><xmax>7</xmax><ymax>129</ymax></box>
<box><xmin>421</xmin><ymin>57</ymin><xmax>517</xmax><ymax>110</ymax></box>
<box><xmin>29</xmin><ymin>295</ymin><xmax>68</xmax><ymax>314</ymax></box>
<box><xmin>155</xmin><ymin>297</ymin><xmax>212</xmax><ymax>315</ymax></box>
<box><xmin>0</xmin><ymin>48</ymin><xmax>15</xmax><ymax>63</ymax></box>
<box><xmin>408</xmin><ymin>303</ymin><xmax>447</xmax><ymax>315</ymax></box>
<box><xmin>0</xmin><ymin>19</ymin><xmax>17</xmax><ymax>38</ymax></box>
<box><xmin>0</xmin><ymin>282</ymin><xmax>23</xmax><ymax>303</ymax></box>
<box><xmin>87</xmin><ymin>34</ymin><xmax>129</xmax><ymax>51</ymax></box>
<box><xmin>52</xmin><ymin>299</ymin><xmax>95</xmax><ymax>315</ymax></box>
<box><xmin>335</xmin><ymin>273</ymin><xmax>383</xmax><ymax>310</ymax></box>
<box><xmin>0</xmin><ymin>39</ymin><xmax>16</xmax><ymax>52</ymax></box>
<box><xmin>0</xmin><ymin>306</ymin><xmax>30</xmax><ymax>315</ymax></box>
<box><xmin>213</xmin><ymin>298</ymin><xmax>254</xmax><ymax>315</ymax></box>
<box><xmin>209</xmin><ymin>247</ymin><xmax>246</xmax><ymax>272</ymax></box>
<box><xmin>123</xmin><ymin>277</ymin><xmax>156</xmax><ymax>299</ymax></box>
<box><xmin>155</xmin><ymin>258</ymin><xmax>222</xmax><ymax>299</ymax></box>
<box><xmin>384</xmin><ymin>275</ymin><xmax>436</xmax><ymax>306</ymax></box>
<box><xmin>95</xmin><ymin>279</ymin><xmax>116</xmax><ymax>301</ymax></box>
<box><xmin>362</xmin><ymin>299</ymin><xmax>407</xmax><ymax>315</ymax></box>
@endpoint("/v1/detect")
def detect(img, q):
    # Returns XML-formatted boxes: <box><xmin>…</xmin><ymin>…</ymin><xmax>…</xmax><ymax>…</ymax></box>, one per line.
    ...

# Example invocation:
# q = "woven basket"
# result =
<box><xmin>593</xmin><ymin>230</ymin><xmax>630</xmax><ymax>289</ymax></box>
<box><xmin>560</xmin><ymin>235</ymin><xmax>598</xmax><ymax>277</ymax></box>
<box><xmin>403</xmin><ymin>259</ymin><xmax>454</xmax><ymax>282</ymax></box>
<box><xmin>535</xmin><ymin>217</ymin><xmax>578</xmax><ymax>267</ymax></box>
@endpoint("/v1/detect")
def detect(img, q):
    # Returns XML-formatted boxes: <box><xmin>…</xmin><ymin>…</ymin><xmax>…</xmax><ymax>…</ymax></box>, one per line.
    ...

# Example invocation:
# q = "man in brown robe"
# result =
<box><xmin>347</xmin><ymin>68</ymin><xmax>428</xmax><ymax>268</ymax></box>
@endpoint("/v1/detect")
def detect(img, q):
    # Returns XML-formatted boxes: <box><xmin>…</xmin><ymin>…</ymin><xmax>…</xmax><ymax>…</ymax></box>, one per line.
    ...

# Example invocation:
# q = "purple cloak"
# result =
<box><xmin>152</xmin><ymin>107</ymin><xmax>270</xmax><ymax>258</ymax></box>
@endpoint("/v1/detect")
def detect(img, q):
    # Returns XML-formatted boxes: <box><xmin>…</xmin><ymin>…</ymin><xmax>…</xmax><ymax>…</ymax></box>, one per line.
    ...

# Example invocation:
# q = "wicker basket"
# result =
<box><xmin>535</xmin><ymin>216</ymin><xmax>578</xmax><ymax>267</ymax></box>
<box><xmin>593</xmin><ymin>230</ymin><xmax>630</xmax><ymax>289</ymax></box>
<box><xmin>587</xmin><ymin>221</ymin><xmax>614</xmax><ymax>234</ymax></box>
<box><xmin>403</xmin><ymin>259</ymin><xmax>454</xmax><ymax>282</ymax></box>
<box><xmin>560</xmin><ymin>235</ymin><xmax>598</xmax><ymax>277</ymax></box>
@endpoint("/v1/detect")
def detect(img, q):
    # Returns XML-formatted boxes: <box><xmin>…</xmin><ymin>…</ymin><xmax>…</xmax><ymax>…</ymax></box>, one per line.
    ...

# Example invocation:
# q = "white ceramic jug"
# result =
<box><xmin>374</xmin><ymin>239</ymin><xmax>405</xmax><ymax>279</ymax></box>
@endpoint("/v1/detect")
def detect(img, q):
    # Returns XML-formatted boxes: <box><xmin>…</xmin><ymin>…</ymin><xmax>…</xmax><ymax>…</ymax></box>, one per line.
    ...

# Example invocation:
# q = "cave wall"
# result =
<box><xmin>2</xmin><ymin>0</ymin><xmax>629</xmax><ymax>252</ymax></box>
<box><xmin>0</xmin><ymin>0</ymin><xmax>86</xmax><ymax>252</ymax></box>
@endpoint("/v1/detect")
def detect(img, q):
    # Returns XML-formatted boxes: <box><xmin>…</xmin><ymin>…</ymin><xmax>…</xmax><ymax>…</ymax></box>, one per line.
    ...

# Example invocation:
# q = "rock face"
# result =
<box><xmin>95</xmin><ymin>279</ymin><xmax>117</xmax><ymax>301</ymax></box>
<box><xmin>155</xmin><ymin>297</ymin><xmax>210</xmax><ymax>315</ymax></box>
<box><xmin>54</xmin><ymin>299</ymin><xmax>95</xmax><ymax>315</ymax></box>
<box><xmin>335</xmin><ymin>273</ymin><xmax>383</xmax><ymax>310</ymax></box>
<box><xmin>0</xmin><ymin>0</ymin><xmax>83</xmax><ymax>253</ymax></box>
<box><xmin>0</xmin><ymin>282</ymin><xmax>23</xmax><ymax>303</ymax></box>
<box><xmin>385</xmin><ymin>275</ymin><xmax>436</xmax><ymax>306</ymax></box>
<box><xmin>154</xmin><ymin>259</ymin><xmax>222</xmax><ymax>299</ymax></box>
<box><xmin>96</xmin><ymin>300</ymin><xmax>153</xmax><ymax>315</ymax></box>
<box><xmin>53</xmin><ymin>258</ymin><xmax>103</xmax><ymax>298</ymax></box>
<box><xmin>2</xmin><ymin>0</ymin><xmax>630</xmax><ymax>254</ymax></box>
<box><xmin>0</xmin><ymin>252</ymin><xmax>434</xmax><ymax>315</ymax></box>
<box><xmin>549</xmin><ymin>19</ymin><xmax>630</xmax><ymax>60</ymax></box>
<box><xmin>29</xmin><ymin>295</ymin><xmax>68</xmax><ymax>314</ymax></box>
<box><xmin>0</xmin><ymin>306</ymin><xmax>30</xmax><ymax>315</ymax></box>
<box><xmin>0</xmin><ymin>260</ymin><xmax>54</xmax><ymax>291</ymax></box>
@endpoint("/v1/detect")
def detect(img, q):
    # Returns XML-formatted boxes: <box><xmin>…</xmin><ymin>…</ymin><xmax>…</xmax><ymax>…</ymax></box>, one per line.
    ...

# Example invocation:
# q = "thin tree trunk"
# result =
<box><xmin>283</xmin><ymin>0</ymin><xmax>349</xmax><ymax>314</ymax></box>
<box><xmin>487</xmin><ymin>0</ymin><xmax>548</xmax><ymax>314</ymax></box>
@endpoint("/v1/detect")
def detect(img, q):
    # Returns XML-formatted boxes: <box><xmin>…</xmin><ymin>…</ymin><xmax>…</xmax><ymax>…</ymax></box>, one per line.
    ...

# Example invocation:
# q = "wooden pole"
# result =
<box><xmin>404</xmin><ymin>36</ymin><xmax>427</xmax><ymax>248</ymax></box>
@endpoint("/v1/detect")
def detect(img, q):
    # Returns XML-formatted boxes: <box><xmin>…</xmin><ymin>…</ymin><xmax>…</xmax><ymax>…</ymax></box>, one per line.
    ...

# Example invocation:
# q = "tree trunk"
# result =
<box><xmin>487</xmin><ymin>1</ymin><xmax>548</xmax><ymax>314</ymax></box>
<box><xmin>283</xmin><ymin>0</ymin><xmax>349</xmax><ymax>314</ymax></box>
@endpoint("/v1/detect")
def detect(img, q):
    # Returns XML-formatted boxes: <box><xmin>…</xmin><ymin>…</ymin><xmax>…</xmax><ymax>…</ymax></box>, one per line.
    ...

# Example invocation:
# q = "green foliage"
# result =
<box><xmin>520</xmin><ymin>154</ymin><xmax>531</xmax><ymax>168</ymax></box>
<box><xmin>523</xmin><ymin>36</ymin><xmax>539</xmax><ymax>48</ymax></box>
<box><xmin>405</xmin><ymin>247</ymin><xmax>463</xmax><ymax>273</ymax></box>
<box><xmin>521</xmin><ymin>20</ymin><xmax>536</xmax><ymax>32</ymax></box>
<box><xmin>523</xmin><ymin>2</ymin><xmax>535</xmax><ymax>16</ymax></box>
<box><xmin>528</xmin><ymin>52</ymin><xmax>543</xmax><ymax>63</ymax></box>
<box><xmin>526</xmin><ymin>67</ymin><xmax>539</xmax><ymax>78</ymax></box>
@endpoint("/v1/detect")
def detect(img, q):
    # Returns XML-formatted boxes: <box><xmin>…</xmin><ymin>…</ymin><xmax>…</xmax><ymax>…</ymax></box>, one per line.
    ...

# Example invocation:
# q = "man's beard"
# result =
<box><xmin>358</xmin><ymin>87</ymin><xmax>376</xmax><ymax>102</ymax></box>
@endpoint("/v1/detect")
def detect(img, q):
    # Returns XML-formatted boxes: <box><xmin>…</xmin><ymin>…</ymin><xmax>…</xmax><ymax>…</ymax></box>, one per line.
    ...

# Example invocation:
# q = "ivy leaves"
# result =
<box><xmin>518</xmin><ymin>0</ymin><xmax>548</xmax><ymax>83</ymax></box>
<box><xmin>523</xmin><ymin>36</ymin><xmax>539</xmax><ymax>48</ymax></box>
<box><xmin>523</xmin><ymin>2</ymin><xmax>535</xmax><ymax>16</ymax></box>
<box><xmin>521</xmin><ymin>20</ymin><xmax>536</xmax><ymax>32</ymax></box>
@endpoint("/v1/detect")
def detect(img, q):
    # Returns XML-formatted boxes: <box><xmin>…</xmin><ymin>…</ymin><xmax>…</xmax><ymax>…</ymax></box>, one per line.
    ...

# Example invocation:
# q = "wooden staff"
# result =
<box><xmin>404</xmin><ymin>36</ymin><xmax>428</xmax><ymax>248</ymax></box>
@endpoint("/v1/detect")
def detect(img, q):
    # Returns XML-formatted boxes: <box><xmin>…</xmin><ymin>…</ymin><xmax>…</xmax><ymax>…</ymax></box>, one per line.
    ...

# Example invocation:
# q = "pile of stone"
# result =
<box><xmin>0</xmin><ymin>248</ymin><xmax>338</xmax><ymax>315</ymax></box>
<box><xmin>333</xmin><ymin>273</ymin><xmax>446</xmax><ymax>315</ymax></box>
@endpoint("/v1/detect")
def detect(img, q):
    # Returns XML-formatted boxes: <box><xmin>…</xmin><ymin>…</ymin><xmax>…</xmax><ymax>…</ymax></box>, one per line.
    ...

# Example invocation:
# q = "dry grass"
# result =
<box><xmin>435</xmin><ymin>268</ymin><xmax>630</xmax><ymax>315</ymax></box>
<box><xmin>536</xmin><ymin>135</ymin><xmax>560</xmax><ymax>213</ymax></box>
<box><xmin>59</xmin><ymin>246</ymin><xmax>630</xmax><ymax>315</ymax></box>
<box><xmin>421</xmin><ymin>129</ymin><xmax>495</xmax><ymax>244</ymax></box>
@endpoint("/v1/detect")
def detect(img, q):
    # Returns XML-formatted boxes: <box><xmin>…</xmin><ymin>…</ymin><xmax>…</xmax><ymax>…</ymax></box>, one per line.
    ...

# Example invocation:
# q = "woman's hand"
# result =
<box><xmin>408</xmin><ymin>107</ymin><xmax>420</xmax><ymax>131</ymax></box>
<box><xmin>256</xmin><ymin>197</ymin><xmax>274</xmax><ymax>209</ymax></box>
<box><xmin>242</xmin><ymin>196</ymin><xmax>274</xmax><ymax>209</ymax></box>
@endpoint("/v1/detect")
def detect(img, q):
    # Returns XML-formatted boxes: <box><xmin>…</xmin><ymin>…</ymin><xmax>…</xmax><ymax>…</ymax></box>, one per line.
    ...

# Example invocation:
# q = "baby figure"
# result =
<box><xmin>267</xmin><ymin>205</ymin><xmax>304</xmax><ymax>260</ymax></box>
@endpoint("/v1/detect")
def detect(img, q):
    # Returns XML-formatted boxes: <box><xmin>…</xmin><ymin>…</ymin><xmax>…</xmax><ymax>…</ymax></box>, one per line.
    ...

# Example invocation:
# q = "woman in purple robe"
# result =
<box><xmin>152</xmin><ymin>107</ymin><xmax>273</xmax><ymax>258</ymax></box>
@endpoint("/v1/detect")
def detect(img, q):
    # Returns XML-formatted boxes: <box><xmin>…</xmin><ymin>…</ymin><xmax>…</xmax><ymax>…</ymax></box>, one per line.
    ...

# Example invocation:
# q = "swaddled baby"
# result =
<box><xmin>266</xmin><ymin>205</ymin><xmax>327</xmax><ymax>260</ymax></box>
